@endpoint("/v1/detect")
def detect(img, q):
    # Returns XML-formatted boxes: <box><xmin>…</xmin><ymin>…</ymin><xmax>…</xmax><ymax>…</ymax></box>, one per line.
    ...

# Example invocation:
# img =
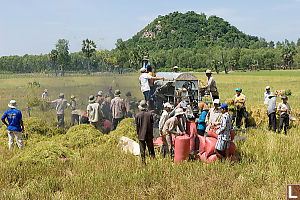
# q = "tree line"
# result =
<box><xmin>0</xmin><ymin>38</ymin><xmax>299</xmax><ymax>75</ymax></box>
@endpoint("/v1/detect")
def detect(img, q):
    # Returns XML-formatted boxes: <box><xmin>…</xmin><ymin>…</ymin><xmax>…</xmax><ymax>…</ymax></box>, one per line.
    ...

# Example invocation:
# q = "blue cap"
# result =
<box><xmin>236</xmin><ymin>88</ymin><xmax>242</xmax><ymax>92</ymax></box>
<box><xmin>218</xmin><ymin>103</ymin><xmax>228</xmax><ymax>109</ymax></box>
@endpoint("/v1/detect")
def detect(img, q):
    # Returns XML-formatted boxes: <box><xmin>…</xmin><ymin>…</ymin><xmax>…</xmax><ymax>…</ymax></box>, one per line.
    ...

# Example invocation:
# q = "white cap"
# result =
<box><xmin>266</xmin><ymin>86</ymin><xmax>270</xmax><ymax>90</ymax></box>
<box><xmin>173</xmin><ymin>66</ymin><xmax>178</xmax><ymax>69</ymax></box>
<box><xmin>163</xmin><ymin>102</ymin><xmax>172</xmax><ymax>108</ymax></box>
<box><xmin>213</xmin><ymin>99</ymin><xmax>220</xmax><ymax>105</ymax></box>
<box><xmin>140</xmin><ymin>68</ymin><xmax>146</xmax><ymax>73</ymax></box>
<box><xmin>175</xmin><ymin>108</ymin><xmax>184</xmax><ymax>116</ymax></box>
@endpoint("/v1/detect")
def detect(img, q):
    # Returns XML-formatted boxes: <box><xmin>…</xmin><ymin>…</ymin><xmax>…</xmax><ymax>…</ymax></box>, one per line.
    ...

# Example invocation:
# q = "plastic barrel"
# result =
<box><xmin>174</xmin><ymin>135</ymin><xmax>190</xmax><ymax>163</ymax></box>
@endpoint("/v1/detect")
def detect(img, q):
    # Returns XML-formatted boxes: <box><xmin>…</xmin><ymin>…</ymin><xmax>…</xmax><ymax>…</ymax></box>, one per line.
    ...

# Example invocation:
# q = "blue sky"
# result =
<box><xmin>1</xmin><ymin>0</ymin><xmax>299</xmax><ymax>56</ymax></box>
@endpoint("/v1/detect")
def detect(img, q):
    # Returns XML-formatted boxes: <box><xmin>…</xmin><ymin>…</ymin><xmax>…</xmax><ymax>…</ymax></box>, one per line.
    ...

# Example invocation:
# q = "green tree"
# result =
<box><xmin>49</xmin><ymin>49</ymin><xmax>58</xmax><ymax>76</ymax></box>
<box><xmin>82</xmin><ymin>39</ymin><xmax>97</xmax><ymax>74</ymax></box>
<box><xmin>56</xmin><ymin>39</ymin><xmax>70</xmax><ymax>76</ymax></box>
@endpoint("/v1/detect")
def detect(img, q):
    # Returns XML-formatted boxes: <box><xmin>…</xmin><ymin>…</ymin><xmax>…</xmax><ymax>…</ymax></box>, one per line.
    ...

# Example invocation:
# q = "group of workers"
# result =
<box><xmin>135</xmin><ymin>64</ymin><xmax>293</xmax><ymax>163</ymax></box>
<box><xmin>0</xmin><ymin>57</ymin><xmax>293</xmax><ymax>162</ymax></box>
<box><xmin>264</xmin><ymin>86</ymin><xmax>291</xmax><ymax>134</ymax></box>
<box><xmin>42</xmin><ymin>88</ymin><xmax>138</xmax><ymax>132</ymax></box>
<box><xmin>1</xmin><ymin>87</ymin><xmax>138</xmax><ymax>149</ymax></box>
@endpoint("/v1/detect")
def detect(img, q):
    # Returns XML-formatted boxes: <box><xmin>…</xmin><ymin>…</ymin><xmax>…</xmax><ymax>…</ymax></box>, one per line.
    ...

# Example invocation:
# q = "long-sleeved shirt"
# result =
<box><xmin>135</xmin><ymin>111</ymin><xmax>154</xmax><ymax>141</ymax></box>
<box><xmin>205</xmin><ymin>108</ymin><xmax>222</xmax><ymax>132</ymax></box>
<box><xmin>277</xmin><ymin>102</ymin><xmax>291</xmax><ymax>116</ymax></box>
<box><xmin>197</xmin><ymin>110</ymin><xmax>208</xmax><ymax>130</ymax></box>
<box><xmin>110</xmin><ymin>97</ymin><xmax>126</xmax><ymax>119</ymax></box>
<box><xmin>52</xmin><ymin>98</ymin><xmax>68</xmax><ymax>115</ymax></box>
<box><xmin>202</xmin><ymin>76</ymin><xmax>218</xmax><ymax>95</ymax></box>
<box><xmin>162</xmin><ymin>116</ymin><xmax>185</xmax><ymax>135</ymax></box>
<box><xmin>158</xmin><ymin>110</ymin><xmax>169</xmax><ymax>135</ymax></box>
<box><xmin>264</xmin><ymin>91</ymin><xmax>271</xmax><ymax>104</ymax></box>
<box><xmin>267</xmin><ymin>97</ymin><xmax>277</xmax><ymax>115</ymax></box>
<box><xmin>216</xmin><ymin>112</ymin><xmax>232</xmax><ymax>141</ymax></box>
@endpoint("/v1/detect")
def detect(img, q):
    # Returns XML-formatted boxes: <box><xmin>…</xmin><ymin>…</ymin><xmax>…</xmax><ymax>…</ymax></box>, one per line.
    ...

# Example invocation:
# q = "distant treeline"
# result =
<box><xmin>0</xmin><ymin>41</ymin><xmax>299</xmax><ymax>74</ymax></box>
<box><xmin>0</xmin><ymin>11</ymin><xmax>300</xmax><ymax>74</ymax></box>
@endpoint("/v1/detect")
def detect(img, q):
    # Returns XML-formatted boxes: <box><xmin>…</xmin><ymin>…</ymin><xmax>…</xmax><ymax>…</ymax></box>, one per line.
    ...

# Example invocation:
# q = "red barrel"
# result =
<box><xmin>186</xmin><ymin>122</ymin><xmax>197</xmax><ymax>151</ymax></box>
<box><xmin>174</xmin><ymin>135</ymin><xmax>190</xmax><ymax>163</ymax></box>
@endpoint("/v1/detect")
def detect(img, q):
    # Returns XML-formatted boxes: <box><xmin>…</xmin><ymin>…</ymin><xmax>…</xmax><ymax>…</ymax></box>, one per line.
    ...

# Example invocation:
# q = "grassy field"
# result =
<box><xmin>0</xmin><ymin>71</ymin><xmax>299</xmax><ymax>199</ymax></box>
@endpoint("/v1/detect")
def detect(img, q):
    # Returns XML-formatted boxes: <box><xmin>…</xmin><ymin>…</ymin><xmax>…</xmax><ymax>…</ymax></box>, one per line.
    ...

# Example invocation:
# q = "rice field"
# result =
<box><xmin>0</xmin><ymin>70</ymin><xmax>299</xmax><ymax>199</ymax></box>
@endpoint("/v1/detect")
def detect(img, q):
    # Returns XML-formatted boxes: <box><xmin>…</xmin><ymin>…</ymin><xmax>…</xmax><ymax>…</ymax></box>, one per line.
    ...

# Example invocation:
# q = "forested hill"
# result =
<box><xmin>124</xmin><ymin>11</ymin><xmax>259</xmax><ymax>50</ymax></box>
<box><xmin>0</xmin><ymin>11</ymin><xmax>299</xmax><ymax>73</ymax></box>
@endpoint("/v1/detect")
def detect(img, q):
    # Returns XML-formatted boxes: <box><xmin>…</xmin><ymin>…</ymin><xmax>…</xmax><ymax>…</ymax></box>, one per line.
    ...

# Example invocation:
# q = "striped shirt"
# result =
<box><xmin>216</xmin><ymin>112</ymin><xmax>232</xmax><ymax>141</ymax></box>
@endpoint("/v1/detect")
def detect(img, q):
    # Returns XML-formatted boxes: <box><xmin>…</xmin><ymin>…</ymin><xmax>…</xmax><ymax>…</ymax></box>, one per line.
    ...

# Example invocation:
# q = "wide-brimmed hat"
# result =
<box><xmin>8</xmin><ymin>100</ymin><xmax>17</xmax><ymax>108</ymax></box>
<box><xmin>143</xmin><ymin>56</ymin><xmax>149</xmax><ymax>61</ymax></box>
<box><xmin>173</xmin><ymin>66</ymin><xmax>178</xmax><ymax>69</ymax></box>
<box><xmin>44</xmin><ymin>89</ymin><xmax>48</xmax><ymax>92</ymax></box>
<box><xmin>163</xmin><ymin>102</ymin><xmax>172</xmax><ymax>108</ymax></box>
<box><xmin>71</xmin><ymin>95</ymin><xmax>75</xmax><ymax>99</ymax></box>
<box><xmin>213</xmin><ymin>99</ymin><xmax>220</xmax><ymax>105</ymax></box>
<box><xmin>114</xmin><ymin>90</ymin><xmax>121</xmax><ymax>96</ymax></box>
<box><xmin>236</xmin><ymin>88</ymin><xmax>242</xmax><ymax>92</ymax></box>
<box><xmin>88</xmin><ymin>95</ymin><xmax>96</xmax><ymax>103</ymax></box>
<box><xmin>138</xmin><ymin>100</ymin><xmax>148</xmax><ymax>110</ymax></box>
<box><xmin>205</xmin><ymin>69</ymin><xmax>212</xmax><ymax>74</ymax></box>
<box><xmin>97</xmin><ymin>91</ymin><xmax>103</xmax><ymax>97</ymax></box>
<box><xmin>175</xmin><ymin>108</ymin><xmax>185</xmax><ymax>116</ymax></box>
<box><xmin>266</xmin><ymin>86</ymin><xmax>270</xmax><ymax>90</ymax></box>
<box><xmin>59</xmin><ymin>93</ymin><xmax>64</xmax><ymax>98</ymax></box>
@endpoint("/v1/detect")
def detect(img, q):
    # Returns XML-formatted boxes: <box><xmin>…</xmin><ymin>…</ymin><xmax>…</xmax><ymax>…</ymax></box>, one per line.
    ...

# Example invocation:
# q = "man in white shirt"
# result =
<box><xmin>139</xmin><ymin>68</ymin><xmax>163</xmax><ymax>105</ymax></box>
<box><xmin>201</xmin><ymin>69</ymin><xmax>219</xmax><ymax>100</ymax></box>
<box><xmin>158</xmin><ymin>102</ymin><xmax>172</xmax><ymax>157</ymax></box>
<box><xmin>277</xmin><ymin>96</ymin><xmax>291</xmax><ymax>135</ymax></box>
<box><xmin>264</xmin><ymin>86</ymin><xmax>271</xmax><ymax>104</ymax></box>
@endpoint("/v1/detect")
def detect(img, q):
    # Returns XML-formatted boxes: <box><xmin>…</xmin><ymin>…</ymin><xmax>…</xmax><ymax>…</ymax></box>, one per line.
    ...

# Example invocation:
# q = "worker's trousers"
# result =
<box><xmin>71</xmin><ymin>114</ymin><xmax>79</xmax><ymax>126</ymax></box>
<box><xmin>112</xmin><ymin>117</ymin><xmax>123</xmax><ymax>130</ymax></box>
<box><xmin>268</xmin><ymin>112</ymin><xmax>276</xmax><ymax>132</ymax></box>
<box><xmin>233</xmin><ymin>107</ymin><xmax>248</xmax><ymax>128</ymax></box>
<box><xmin>278</xmin><ymin>114</ymin><xmax>289</xmax><ymax>135</ymax></box>
<box><xmin>139</xmin><ymin>139</ymin><xmax>155</xmax><ymax>163</ymax></box>
<box><xmin>57</xmin><ymin>114</ymin><xmax>64</xmax><ymax>128</ymax></box>
<box><xmin>8</xmin><ymin>130</ymin><xmax>24</xmax><ymax>150</ymax></box>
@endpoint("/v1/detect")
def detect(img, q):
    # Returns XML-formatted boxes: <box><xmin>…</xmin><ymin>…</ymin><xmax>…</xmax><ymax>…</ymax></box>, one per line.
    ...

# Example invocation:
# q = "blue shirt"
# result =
<box><xmin>1</xmin><ymin>109</ymin><xmax>23</xmax><ymax>132</ymax></box>
<box><xmin>197</xmin><ymin>110</ymin><xmax>208</xmax><ymax>130</ymax></box>
<box><xmin>143</xmin><ymin>61</ymin><xmax>151</xmax><ymax>69</ymax></box>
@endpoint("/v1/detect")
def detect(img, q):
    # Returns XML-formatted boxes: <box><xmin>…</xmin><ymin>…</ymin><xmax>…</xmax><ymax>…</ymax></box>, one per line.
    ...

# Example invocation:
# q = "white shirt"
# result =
<box><xmin>139</xmin><ymin>73</ymin><xmax>152</xmax><ymax>92</ymax></box>
<box><xmin>264</xmin><ymin>91</ymin><xmax>271</xmax><ymax>104</ymax></box>
<box><xmin>277</xmin><ymin>102</ymin><xmax>291</xmax><ymax>116</ymax></box>
<box><xmin>158</xmin><ymin>110</ymin><xmax>169</xmax><ymax>135</ymax></box>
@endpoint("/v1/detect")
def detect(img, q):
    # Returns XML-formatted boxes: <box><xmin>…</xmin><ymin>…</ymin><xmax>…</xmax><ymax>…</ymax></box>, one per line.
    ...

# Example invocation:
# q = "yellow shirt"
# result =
<box><xmin>234</xmin><ymin>93</ymin><xmax>246</xmax><ymax>109</ymax></box>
